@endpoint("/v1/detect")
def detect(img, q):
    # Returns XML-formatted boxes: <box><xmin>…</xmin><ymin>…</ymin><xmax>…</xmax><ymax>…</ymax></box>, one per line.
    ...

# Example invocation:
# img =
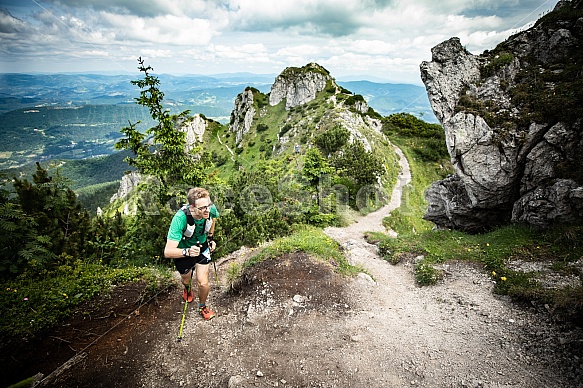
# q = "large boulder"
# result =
<box><xmin>420</xmin><ymin>0</ymin><xmax>583</xmax><ymax>232</ymax></box>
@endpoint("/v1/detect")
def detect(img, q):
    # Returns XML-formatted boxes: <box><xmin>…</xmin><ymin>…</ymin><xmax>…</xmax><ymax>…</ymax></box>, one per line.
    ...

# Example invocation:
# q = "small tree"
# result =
<box><xmin>302</xmin><ymin>148</ymin><xmax>335</xmax><ymax>187</ymax></box>
<box><xmin>0</xmin><ymin>180</ymin><xmax>54</xmax><ymax>277</ymax></box>
<box><xmin>115</xmin><ymin>58</ymin><xmax>210</xmax><ymax>202</ymax></box>
<box><xmin>332</xmin><ymin>141</ymin><xmax>384</xmax><ymax>186</ymax></box>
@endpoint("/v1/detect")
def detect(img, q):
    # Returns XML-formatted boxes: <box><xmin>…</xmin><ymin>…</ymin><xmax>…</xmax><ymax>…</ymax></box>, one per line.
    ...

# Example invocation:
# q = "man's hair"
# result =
<box><xmin>187</xmin><ymin>187</ymin><xmax>210</xmax><ymax>206</ymax></box>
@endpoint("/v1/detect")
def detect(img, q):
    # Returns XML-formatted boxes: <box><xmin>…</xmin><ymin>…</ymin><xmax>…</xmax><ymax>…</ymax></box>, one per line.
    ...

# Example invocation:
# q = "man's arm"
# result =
<box><xmin>164</xmin><ymin>239</ymin><xmax>200</xmax><ymax>259</ymax></box>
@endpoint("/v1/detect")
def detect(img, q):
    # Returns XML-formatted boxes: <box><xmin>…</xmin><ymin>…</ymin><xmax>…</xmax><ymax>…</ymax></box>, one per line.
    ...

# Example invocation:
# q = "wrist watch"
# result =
<box><xmin>182</xmin><ymin>248</ymin><xmax>189</xmax><ymax>257</ymax></box>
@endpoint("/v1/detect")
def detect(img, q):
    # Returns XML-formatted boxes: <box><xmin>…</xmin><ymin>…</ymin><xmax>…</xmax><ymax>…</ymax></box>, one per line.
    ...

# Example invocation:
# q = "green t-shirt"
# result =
<box><xmin>167</xmin><ymin>204</ymin><xmax>219</xmax><ymax>248</ymax></box>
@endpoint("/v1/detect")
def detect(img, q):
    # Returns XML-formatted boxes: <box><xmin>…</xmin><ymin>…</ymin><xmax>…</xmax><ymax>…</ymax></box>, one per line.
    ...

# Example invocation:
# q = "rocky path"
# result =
<box><xmin>323</xmin><ymin>145</ymin><xmax>582</xmax><ymax>387</ymax></box>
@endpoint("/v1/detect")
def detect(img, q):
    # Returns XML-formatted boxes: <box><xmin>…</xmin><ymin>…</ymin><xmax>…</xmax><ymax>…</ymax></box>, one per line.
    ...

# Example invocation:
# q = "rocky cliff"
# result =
<box><xmin>180</xmin><ymin>113</ymin><xmax>207</xmax><ymax>153</ymax></box>
<box><xmin>269</xmin><ymin>63</ymin><xmax>333</xmax><ymax>109</ymax></box>
<box><xmin>229</xmin><ymin>88</ymin><xmax>256</xmax><ymax>145</ymax></box>
<box><xmin>229</xmin><ymin>63</ymin><xmax>380</xmax><ymax>155</ymax></box>
<box><xmin>420</xmin><ymin>0</ymin><xmax>583</xmax><ymax>232</ymax></box>
<box><xmin>110</xmin><ymin>171</ymin><xmax>142</xmax><ymax>203</ymax></box>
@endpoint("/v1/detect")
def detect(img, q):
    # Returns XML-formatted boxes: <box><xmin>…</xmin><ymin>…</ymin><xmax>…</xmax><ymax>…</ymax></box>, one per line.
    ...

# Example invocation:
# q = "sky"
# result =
<box><xmin>0</xmin><ymin>0</ymin><xmax>560</xmax><ymax>85</ymax></box>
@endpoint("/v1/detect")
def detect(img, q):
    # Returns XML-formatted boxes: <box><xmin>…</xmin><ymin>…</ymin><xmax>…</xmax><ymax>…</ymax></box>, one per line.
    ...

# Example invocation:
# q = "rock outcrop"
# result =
<box><xmin>420</xmin><ymin>0</ymin><xmax>583</xmax><ymax>232</ymax></box>
<box><xmin>229</xmin><ymin>88</ymin><xmax>256</xmax><ymax>146</ymax></box>
<box><xmin>180</xmin><ymin>114</ymin><xmax>207</xmax><ymax>153</ymax></box>
<box><xmin>269</xmin><ymin>63</ymin><xmax>333</xmax><ymax>109</ymax></box>
<box><xmin>110</xmin><ymin>171</ymin><xmax>141</xmax><ymax>203</ymax></box>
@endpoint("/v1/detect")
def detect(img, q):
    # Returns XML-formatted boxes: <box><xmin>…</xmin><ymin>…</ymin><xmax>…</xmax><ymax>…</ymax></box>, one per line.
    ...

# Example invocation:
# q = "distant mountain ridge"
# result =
<box><xmin>0</xmin><ymin>71</ymin><xmax>436</xmax><ymax>169</ymax></box>
<box><xmin>0</xmin><ymin>72</ymin><xmax>436</xmax><ymax>121</ymax></box>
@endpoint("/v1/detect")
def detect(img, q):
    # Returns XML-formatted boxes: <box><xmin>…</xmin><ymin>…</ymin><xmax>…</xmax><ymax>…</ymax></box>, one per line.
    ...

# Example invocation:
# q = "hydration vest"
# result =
<box><xmin>180</xmin><ymin>204</ymin><xmax>212</xmax><ymax>240</ymax></box>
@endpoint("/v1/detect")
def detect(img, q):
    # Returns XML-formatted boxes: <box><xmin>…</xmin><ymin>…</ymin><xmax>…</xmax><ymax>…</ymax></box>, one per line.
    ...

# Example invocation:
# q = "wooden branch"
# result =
<box><xmin>32</xmin><ymin>352</ymin><xmax>87</xmax><ymax>387</ymax></box>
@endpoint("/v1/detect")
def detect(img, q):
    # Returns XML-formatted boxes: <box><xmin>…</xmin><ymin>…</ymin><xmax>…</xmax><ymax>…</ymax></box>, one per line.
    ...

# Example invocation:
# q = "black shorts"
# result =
<box><xmin>173</xmin><ymin>241</ymin><xmax>211</xmax><ymax>275</ymax></box>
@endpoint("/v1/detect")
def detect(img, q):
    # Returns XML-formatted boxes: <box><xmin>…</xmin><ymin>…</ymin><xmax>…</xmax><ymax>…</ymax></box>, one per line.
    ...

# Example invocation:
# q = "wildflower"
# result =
<box><xmin>6</xmin><ymin>288</ymin><xmax>10</xmax><ymax>291</ymax></box>
<box><xmin>63</xmin><ymin>293</ymin><xmax>68</xmax><ymax>299</ymax></box>
<box><xmin>492</xmin><ymin>271</ymin><xmax>496</xmax><ymax>276</ymax></box>
<box><xmin>486</xmin><ymin>243</ymin><xmax>490</xmax><ymax>247</ymax></box>
<box><xmin>24</xmin><ymin>297</ymin><xmax>28</xmax><ymax>301</ymax></box>
<box><xmin>501</xmin><ymin>277</ymin><xmax>507</xmax><ymax>281</ymax></box>
<box><xmin>467</xmin><ymin>248</ymin><xmax>471</xmax><ymax>252</ymax></box>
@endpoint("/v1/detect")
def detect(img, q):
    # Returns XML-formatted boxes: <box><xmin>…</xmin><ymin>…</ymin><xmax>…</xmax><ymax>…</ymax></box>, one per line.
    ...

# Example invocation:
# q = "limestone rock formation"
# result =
<box><xmin>229</xmin><ymin>88</ymin><xmax>256</xmax><ymax>146</ymax></box>
<box><xmin>420</xmin><ymin>0</ymin><xmax>583</xmax><ymax>232</ymax></box>
<box><xmin>269</xmin><ymin>63</ymin><xmax>333</xmax><ymax>109</ymax></box>
<box><xmin>180</xmin><ymin>114</ymin><xmax>207</xmax><ymax>153</ymax></box>
<box><xmin>229</xmin><ymin>63</ymin><xmax>380</xmax><ymax>156</ymax></box>
<box><xmin>110</xmin><ymin>171</ymin><xmax>141</xmax><ymax>203</ymax></box>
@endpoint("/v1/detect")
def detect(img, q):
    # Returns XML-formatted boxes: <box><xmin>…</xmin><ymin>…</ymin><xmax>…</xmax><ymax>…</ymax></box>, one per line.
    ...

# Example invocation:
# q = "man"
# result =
<box><xmin>164</xmin><ymin>187</ymin><xmax>218</xmax><ymax>320</ymax></box>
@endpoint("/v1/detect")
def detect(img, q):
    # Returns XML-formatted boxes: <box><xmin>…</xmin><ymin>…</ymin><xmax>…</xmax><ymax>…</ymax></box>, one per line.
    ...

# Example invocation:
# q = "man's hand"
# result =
<box><xmin>209</xmin><ymin>241</ymin><xmax>216</xmax><ymax>252</ymax></box>
<box><xmin>183</xmin><ymin>245</ymin><xmax>201</xmax><ymax>257</ymax></box>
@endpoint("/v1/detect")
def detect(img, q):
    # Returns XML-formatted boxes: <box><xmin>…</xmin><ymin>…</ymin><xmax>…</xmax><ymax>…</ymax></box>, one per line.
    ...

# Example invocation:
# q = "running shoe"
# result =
<box><xmin>199</xmin><ymin>305</ymin><xmax>215</xmax><ymax>320</ymax></box>
<box><xmin>182</xmin><ymin>288</ymin><xmax>194</xmax><ymax>303</ymax></box>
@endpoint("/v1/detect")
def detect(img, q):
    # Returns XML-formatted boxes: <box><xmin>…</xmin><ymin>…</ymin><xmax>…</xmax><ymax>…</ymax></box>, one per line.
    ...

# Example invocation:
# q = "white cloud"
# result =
<box><xmin>0</xmin><ymin>11</ymin><xmax>28</xmax><ymax>34</ymax></box>
<box><xmin>76</xmin><ymin>49</ymin><xmax>110</xmax><ymax>57</ymax></box>
<box><xmin>275</xmin><ymin>45</ymin><xmax>324</xmax><ymax>57</ymax></box>
<box><xmin>139</xmin><ymin>48</ymin><xmax>173</xmax><ymax>58</ymax></box>
<box><xmin>101</xmin><ymin>13</ymin><xmax>217</xmax><ymax>45</ymax></box>
<box><xmin>0</xmin><ymin>0</ymin><xmax>562</xmax><ymax>80</ymax></box>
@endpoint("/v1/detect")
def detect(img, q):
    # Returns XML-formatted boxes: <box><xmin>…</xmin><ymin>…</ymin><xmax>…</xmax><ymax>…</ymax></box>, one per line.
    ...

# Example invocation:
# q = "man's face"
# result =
<box><xmin>192</xmin><ymin>197</ymin><xmax>212</xmax><ymax>219</ymax></box>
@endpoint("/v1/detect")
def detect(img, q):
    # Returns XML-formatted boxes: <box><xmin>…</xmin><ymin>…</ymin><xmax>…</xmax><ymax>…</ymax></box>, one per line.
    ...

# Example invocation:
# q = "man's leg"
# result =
<box><xmin>195</xmin><ymin>263</ymin><xmax>210</xmax><ymax>305</ymax></box>
<box><xmin>180</xmin><ymin>269</ymin><xmax>192</xmax><ymax>289</ymax></box>
<box><xmin>177</xmin><ymin>268</ymin><xmax>194</xmax><ymax>302</ymax></box>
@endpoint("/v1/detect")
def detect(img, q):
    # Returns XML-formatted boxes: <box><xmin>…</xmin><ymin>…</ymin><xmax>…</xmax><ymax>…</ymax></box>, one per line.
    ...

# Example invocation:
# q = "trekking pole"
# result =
<box><xmin>209</xmin><ymin>239</ymin><xmax>219</xmax><ymax>287</ymax></box>
<box><xmin>213</xmin><ymin>260</ymin><xmax>219</xmax><ymax>286</ymax></box>
<box><xmin>177</xmin><ymin>276</ymin><xmax>192</xmax><ymax>342</ymax></box>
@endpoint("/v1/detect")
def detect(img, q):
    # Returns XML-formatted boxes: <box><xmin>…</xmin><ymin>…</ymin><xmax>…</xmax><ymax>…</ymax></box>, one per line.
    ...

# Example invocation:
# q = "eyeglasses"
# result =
<box><xmin>195</xmin><ymin>203</ymin><xmax>212</xmax><ymax>211</ymax></box>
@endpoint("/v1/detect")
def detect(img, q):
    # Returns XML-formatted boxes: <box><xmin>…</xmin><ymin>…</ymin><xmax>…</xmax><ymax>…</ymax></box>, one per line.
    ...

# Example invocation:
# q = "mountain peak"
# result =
<box><xmin>269</xmin><ymin>63</ymin><xmax>335</xmax><ymax>110</ymax></box>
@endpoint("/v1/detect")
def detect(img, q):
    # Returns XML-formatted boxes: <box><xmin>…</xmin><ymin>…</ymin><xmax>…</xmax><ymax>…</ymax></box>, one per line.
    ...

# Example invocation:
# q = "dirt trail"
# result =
<box><xmin>327</xmin><ymin>144</ymin><xmax>411</xmax><ymax>241</ymax></box>
<box><xmin>27</xmin><ymin>145</ymin><xmax>582</xmax><ymax>388</ymax></box>
<box><xmin>323</xmin><ymin>145</ymin><xmax>582</xmax><ymax>387</ymax></box>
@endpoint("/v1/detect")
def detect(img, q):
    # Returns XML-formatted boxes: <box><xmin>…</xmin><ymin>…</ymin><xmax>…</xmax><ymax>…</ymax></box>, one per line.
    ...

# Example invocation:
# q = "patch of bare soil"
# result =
<box><xmin>5</xmin><ymin>242</ymin><xmax>582</xmax><ymax>388</ymax></box>
<box><xmin>0</xmin><ymin>281</ymin><xmax>177</xmax><ymax>387</ymax></box>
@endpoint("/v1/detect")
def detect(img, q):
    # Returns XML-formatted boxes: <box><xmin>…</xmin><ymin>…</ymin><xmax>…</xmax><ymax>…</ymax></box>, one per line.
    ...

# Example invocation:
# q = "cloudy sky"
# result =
<box><xmin>0</xmin><ymin>0</ymin><xmax>559</xmax><ymax>84</ymax></box>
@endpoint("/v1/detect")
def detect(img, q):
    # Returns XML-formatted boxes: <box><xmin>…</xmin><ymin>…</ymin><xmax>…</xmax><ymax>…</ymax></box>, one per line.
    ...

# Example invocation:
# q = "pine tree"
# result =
<box><xmin>115</xmin><ymin>57</ymin><xmax>211</xmax><ymax>203</ymax></box>
<box><xmin>12</xmin><ymin>163</ymin><xmax>90</xmax><ymax>259</ymax></box>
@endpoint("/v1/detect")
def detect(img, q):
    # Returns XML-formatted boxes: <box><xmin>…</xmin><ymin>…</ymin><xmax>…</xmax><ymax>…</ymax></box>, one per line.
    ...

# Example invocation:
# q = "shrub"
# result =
<box><xmin>345</xmin><ymin>94</ymin><xmax>366</xmax><ymax>106</ymax></box>
<box><xmin>225</xmin><ymin>262</ymin><xmax>242</xmax><ymax>291</ymax></box>
<box><xmin>257</xmin><ymin>123</ymin><xmax>268</xmax><ymax>132</ymax></box>
<box><xmin>212</xmin><ymin>151</ymin><xmax>228</xmax><ymax>167</ymax></box>
<box><xmin>415</xmin><ymin>262</ymin><xmax>441</xmax><ymax>286</ymax></box>
<box><xmin>314</xmin><ymin>125</ymin><xmax>349</xmax><ymax>155</ymax></box>
<box><xmin>277</xmin><ymin>123</ymin><xmax>292</xmax><ymax>136</ymax></box>
<box><xmin>481</xmin><ymin>51</ymin><xmax>514</xmax><ymax>78</ymax></box>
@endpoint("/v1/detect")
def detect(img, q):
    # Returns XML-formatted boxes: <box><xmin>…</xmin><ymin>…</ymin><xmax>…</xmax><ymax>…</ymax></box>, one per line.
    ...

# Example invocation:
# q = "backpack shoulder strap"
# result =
<box><xmin>180</xmin><ymin>205</ymin><xmax>208</xmax><ymax>241</ymax></box>
<box><xmin>180</xmin><ymin>204</ymin><xmax>195</xmax><ymax>226</ymax></box>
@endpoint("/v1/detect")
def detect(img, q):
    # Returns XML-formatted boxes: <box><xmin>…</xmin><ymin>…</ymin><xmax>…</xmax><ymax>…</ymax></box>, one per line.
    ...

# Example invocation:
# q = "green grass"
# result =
<box><xmin>0</xmin><ymin>261</ymin><xmax>173</xmax><ymax>348</ymax></box>
<box><xmin>382</xmin><ymin>136</ymin><xmax>453</xmax><ymax>236</ymax></box>
<box><xmin>245</xmin><ymin>225</ymin><xmax>365</xmax><ymax>277</ymax></box>
<box><xmin>378</xmin><ymin>224</ymin><xmax>583</xmax><ymax>314</ymax></box>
